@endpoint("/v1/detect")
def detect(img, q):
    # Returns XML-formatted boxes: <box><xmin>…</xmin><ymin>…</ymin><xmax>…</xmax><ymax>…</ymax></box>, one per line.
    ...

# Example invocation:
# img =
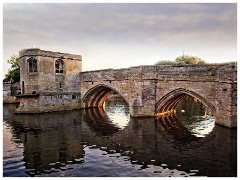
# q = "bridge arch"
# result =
<box><xmin>156</xmin><ymin>88</ymin><xmax>216</xmax><ymax>117</ymax></box>
<box><xmin>82</xmin><ymin>84</ymin><xmax>129</xmax><ymax>108</ymax></box>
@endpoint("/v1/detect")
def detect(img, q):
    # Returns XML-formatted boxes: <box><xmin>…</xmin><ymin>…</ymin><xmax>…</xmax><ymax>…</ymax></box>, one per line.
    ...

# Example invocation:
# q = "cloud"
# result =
<box><xmin>3</xmin><ymin>3</ymin><xmax>237</xmax><ymax>74</ymax></box>
<box><xmin>4</xmin><ymin>4</ymin><xmax>236</xmax><ymax>39</ymax></box>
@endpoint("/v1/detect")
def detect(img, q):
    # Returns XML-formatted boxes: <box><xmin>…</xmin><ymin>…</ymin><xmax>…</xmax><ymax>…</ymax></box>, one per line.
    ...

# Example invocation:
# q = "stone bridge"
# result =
<box><xmin>80</xmin><ymin>63</ymin><xmax>237</xmax><ymax>128</ymax></box>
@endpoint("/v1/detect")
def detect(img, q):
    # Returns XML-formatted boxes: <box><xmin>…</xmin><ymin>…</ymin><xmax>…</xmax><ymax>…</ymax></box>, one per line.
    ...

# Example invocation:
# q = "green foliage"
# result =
<box><xmin>4</xmin><ymin>55</ymin><xmax>20</xmax><ymax>83</ymax></box>
<box><xmin>155</xmin><ymin>60</ymin><xmax>177</xmax><ymax>65</ymax></box>
<box><xmin>155</xmin><ymin>54</ymin><xmax>206</xmax><ymax>65</ymax></box>
<box><xmin>175</xmin><ymin>55</ymin><xmax>206</xmax><ymax>65</ymax></box>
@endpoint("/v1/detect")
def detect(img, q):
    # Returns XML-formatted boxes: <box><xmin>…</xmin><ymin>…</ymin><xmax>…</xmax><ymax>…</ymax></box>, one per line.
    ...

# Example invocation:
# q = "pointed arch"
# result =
<box><xmin>156</xmin><ymin>88</ymin><xmax>216</xmax><ymax>116</ymax></box>
<box><xmin>82</xmin><ymin>84</ymin><xmax>129</xmax><ymax>108</ymax></box>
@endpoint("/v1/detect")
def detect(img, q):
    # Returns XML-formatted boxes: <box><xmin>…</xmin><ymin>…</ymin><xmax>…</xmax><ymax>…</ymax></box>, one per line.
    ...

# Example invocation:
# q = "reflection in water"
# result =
<box><xmin>3</xmin><ymin>98</ymin><xmax>237</xmax><ymax>177</ymax></box>
<box><xmin>82</xmin><ymin>108</ymin><xmax>120</xmax><ymax>136</ymax></box>
<box><xmin>3</xmin><ymin>105</ymin><xmax>84</xmax><ymax>176</ymax></box>
<box><xmin>156</xmin><ymin>114</ymin><xmax>199</xmax><ymax>143</ymax></box>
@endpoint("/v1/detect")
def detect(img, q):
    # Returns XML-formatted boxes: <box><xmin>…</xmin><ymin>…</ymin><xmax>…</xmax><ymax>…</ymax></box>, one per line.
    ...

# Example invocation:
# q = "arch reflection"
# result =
<box><xmin>82</xmin><ymin>108</ymin><xmax>120</xmax><ymax>136</ymax></box>
<box><xmin>3</xmin><ymin>103</ymin><xmax>237</xmax><ymax>177</ymax></box>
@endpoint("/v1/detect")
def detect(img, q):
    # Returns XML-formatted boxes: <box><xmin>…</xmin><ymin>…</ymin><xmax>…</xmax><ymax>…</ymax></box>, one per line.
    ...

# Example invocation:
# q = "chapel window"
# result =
<box><xmin>28</xmin><ymin>57</ymin><xmax>37</xmax><ymax>73</ymax></box>
<box><xmin>55</xmin><ymin>59</ymin><xmax>64</xmax><ymax>74</ymax></box>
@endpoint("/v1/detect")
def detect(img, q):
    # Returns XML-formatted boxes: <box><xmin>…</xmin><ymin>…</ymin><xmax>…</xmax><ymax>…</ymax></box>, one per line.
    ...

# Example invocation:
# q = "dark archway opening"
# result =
<box><xmin>175</xmin><ymin>96</ymin><xmax>215</xmax><ymax>137</ymax></box>
<box><xmin>82</xmin><ymin>85</ymin><xmax>130</xmax><ymax>130</ymax></box>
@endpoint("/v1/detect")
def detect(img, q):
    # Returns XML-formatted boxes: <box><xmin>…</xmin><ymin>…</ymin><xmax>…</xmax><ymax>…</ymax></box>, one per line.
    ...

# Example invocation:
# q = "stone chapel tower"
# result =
<box><xmin>16</xmin><ymin>48</ymin><xmax>82</xmax><ymax>113</ymax></box>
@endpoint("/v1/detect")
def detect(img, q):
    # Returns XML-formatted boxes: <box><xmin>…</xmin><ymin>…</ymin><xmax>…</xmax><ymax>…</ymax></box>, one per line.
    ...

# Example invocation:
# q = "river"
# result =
<box><xmin>3</xmin><ymin>97</ymin><xmax>237</xmax><ymax>177</ymax></box>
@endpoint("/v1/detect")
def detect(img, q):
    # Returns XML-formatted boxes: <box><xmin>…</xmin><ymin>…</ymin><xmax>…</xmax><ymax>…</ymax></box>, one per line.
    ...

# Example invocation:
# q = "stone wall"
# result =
<box><xmin>3</xmin><ymin>82</ymin><xmax>20</xmax><ymax>103</ymax></box>
<box><xmin>16</xmin><ymin>49</ymin><xmax>82</xmax><ymax>113</ymax></box>
<box><xmin>80</xmin><ymin>62</ymin><xmax>237</xmax><ymax>128</ymax></box>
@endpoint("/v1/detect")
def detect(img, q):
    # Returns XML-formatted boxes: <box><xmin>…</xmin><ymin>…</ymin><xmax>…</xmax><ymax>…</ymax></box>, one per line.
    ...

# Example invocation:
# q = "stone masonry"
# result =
<box><xmin>15</xmin><ymin>48</ymin><xmax>237</xmax><ymax>128</ymax></box>
<box><xmin>3</xmin><ymin>82</ymin><xmax>20</xmax><ymax>103</ymax></box>
<box><xmin>16</xmin><ymin>48</ymin><xmax>82</xmax><ymax>113</ymax></box>
<box><xmin>81</xmin><ymin>63</ymin><xmax>237</xmax><ymax>128</ymax></box>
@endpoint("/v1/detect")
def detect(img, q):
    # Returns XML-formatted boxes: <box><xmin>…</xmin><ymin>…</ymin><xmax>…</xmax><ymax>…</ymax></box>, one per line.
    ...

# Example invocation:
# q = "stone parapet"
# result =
<box><xmin>81</xmin><ymin>62</ymin><xmax>237</xmax><ymax>83</ymax></box>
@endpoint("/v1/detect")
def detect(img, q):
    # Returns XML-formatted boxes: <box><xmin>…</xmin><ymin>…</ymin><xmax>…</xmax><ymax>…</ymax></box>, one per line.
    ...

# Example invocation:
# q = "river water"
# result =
<box><xmin>3</xmin><ymin>97</ymin><xmax>237</xmax><ymax>177</ymax></box>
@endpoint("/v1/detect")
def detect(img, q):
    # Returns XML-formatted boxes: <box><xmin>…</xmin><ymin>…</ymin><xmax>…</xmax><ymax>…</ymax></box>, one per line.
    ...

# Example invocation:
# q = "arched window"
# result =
<box><xmin>28</xmin><ymin>57</ymin><xmax>37</xmax><ymax>73</ymax></box>
<box><xmin>55</xmin><ymin>59</ymin><xmax>64</xmax><ymax>74</ymax></box>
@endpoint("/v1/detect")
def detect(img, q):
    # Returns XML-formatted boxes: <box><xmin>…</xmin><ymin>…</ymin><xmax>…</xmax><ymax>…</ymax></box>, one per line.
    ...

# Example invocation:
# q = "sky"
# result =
<box><xmin>2</xmin><ymin>2</ymin><xmax>237</xmax><ymax>76</ymax></box>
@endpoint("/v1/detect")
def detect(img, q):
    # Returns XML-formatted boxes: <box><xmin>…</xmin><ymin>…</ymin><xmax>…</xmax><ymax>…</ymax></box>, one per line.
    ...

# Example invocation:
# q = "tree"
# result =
<box><xmin>175</xmin><ymin>55</ymin><xmax>206</xmax><ymax>65</ymax></box>
<box><xmin>4</xmin><ymin>55</ymin><xmax>20</xmax><ymax>83</ymax></box>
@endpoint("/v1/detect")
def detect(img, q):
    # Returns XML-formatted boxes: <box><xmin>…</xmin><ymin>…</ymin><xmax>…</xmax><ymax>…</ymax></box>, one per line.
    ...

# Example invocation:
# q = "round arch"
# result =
<box><xmin>156</xmin><ymin>88</ymin><xmax>216</xmax><ymax>117</ymax></box>
<box><xmin>82</xmin><ymin>84</ymin><xmax>129</xmax><ymax>108</ymax></box>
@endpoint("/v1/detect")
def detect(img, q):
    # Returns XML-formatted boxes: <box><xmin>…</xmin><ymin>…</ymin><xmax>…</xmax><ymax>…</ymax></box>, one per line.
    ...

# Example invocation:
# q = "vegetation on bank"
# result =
<box><xmin>155</xmin><ymin>54</ymin><xmax>206</xmax><ymax>65</ymax></box>
<box><xmin>4</xmin><ymin>55</ymin><xmax>20</xmax><ymax>83</ymax></box>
